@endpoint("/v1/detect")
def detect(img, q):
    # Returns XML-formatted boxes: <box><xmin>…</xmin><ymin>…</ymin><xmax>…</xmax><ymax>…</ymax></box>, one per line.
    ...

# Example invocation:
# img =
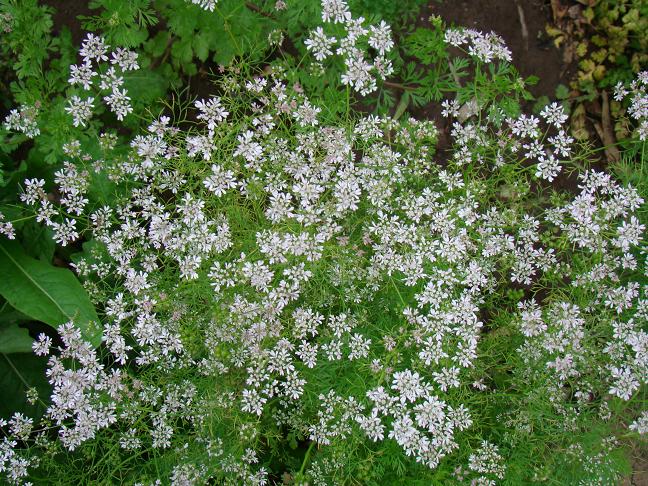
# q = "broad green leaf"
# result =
<box><xmin>0</xmin><ymin>322</ymin><xmax>33</xmax><ymax>353</ymax></box>
<box><xmin>0</xmin><ymin>352</ymin><xmax>50</xmax><ymax>419</ymax></box>
<box><xmin>147</xmin><ymin>30</ymin><xmax>170</xmax><ymax>57</ymax></box>
<box><xmin>0</xmin><ymin>303</ymin><xmax>31</xmax><ymax>325</ymax></box>
<box><xmin>0</xmin><ymin>240</ymin><xmax>101</xmax><ymax>346</ymax></box>
<box><xmin>21</xmin><ymin>220</ymin><xmax>55</xmax><ymax>262</ymax></box>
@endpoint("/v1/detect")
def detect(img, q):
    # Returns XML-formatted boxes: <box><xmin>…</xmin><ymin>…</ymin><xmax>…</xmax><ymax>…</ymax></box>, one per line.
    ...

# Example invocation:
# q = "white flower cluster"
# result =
<box><xmin>1</xmin><ymin>33</ymin><xmax>646</xmax><ymax>484</ymax></box>
<box><xmin>305</xmin><ymin>0</ymin><xmax>394</xmax><ymax>95</ymax></box>
<box><xmin>0</xmin><ymin>432</ymin><xmax>32</xmax><ymax>484</ymax></box>
<box><xmin>548</xmin><ymin>170</ymin><xmax>644</xmax><ymax>254</ymax></box>
<box><xmin>516</xmin><ymin>169</ymin><xmax>647</xmax><ymax>405</ymax></box>
<box><xmin>357</xmin><ymin>379</ymin><xmax>472</xmax><ymax>469</ymax></box>
<box><xmin>19</xmin><ymin>175</ymin><xmax>79</xmax><ymax>246</ymax></box>
<box><xmin>67</xmin><ymin>33</ymin><xmax>139</xmax><ymax>126</ymax></box>
<box><xmin>0</xmin><ymin>212</ymin><xmax>15</xmax><ymax>239</ymax></box>
<box><xmin>187</xmin><ymin>96</ymin><xmax>230</xmax><ymax>159</ymax></box>
<box><xmin>185</xmin><ymin>0</ymin><xmax>217</xmax><ymax>11</ymax></box>
<box><xmin>3</xmin><ymin>102</ymin><xmax>40</xmax><ymax>138</ymax></box>
<box><xmin>468</xmin><ymin>440</ymin><xmax>506</xmax><ymax>481</ymax></box>
<box><xmin>445</xmin><ymin>92</ymin><xmax>573</xmax><ymax>182</ymax></box>
<box><xmin>445</xmin><ymin>27</ymin><xmax>512</xmax><ymax>63</ymax></box>
<box><xmin>6</xmin><ymin>67</ymin><xmax>494</xmax><ymax>479</ymax></box>
<box><xmin>614</xmin><ymin>70</ymin><xmax>648</xmax><ymax>140</ymax></box>
<box><xmin>629</xmin><ymin>410</ymin><xmax>648</xmax><ymax>435</ymax></box>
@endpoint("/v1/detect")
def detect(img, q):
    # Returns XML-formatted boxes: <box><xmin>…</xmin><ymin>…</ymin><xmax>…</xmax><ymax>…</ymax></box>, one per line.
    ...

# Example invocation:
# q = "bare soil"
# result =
<box><xmin>422</xmin><ymin>0</ymin><xmax>570</xmax><ymax>100</ymax></box>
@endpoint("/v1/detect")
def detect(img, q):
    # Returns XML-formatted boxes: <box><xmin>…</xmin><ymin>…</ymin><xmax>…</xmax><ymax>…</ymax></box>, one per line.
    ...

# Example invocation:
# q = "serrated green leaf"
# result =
<box><xmin>525</xmin><ymin>75</ymin><xmax>539</xmax><ymax>86</ymax></box>
<box><xmin>0</xmin><ymin>240</ymin><xmax>101</xmax><ymax>346</ymax></box>
<box><xmin>166</xmin><ymin>2</ymin><xmax>198</xmax><ymax>35</ymax></box>
<box><xmin>0</xmin><ymin>322</ymin><xmax>33</xmax><ymax>353</ymax></box>
<box><xmin>555</xmin><ymin>84</ymin><xmax>570</xmax><ymax>100</ymax></box>
<box><xmin>147</xmin><ymin>30</ymin><xmax>171</xmax><ymax>57</ymax></box>
<box><xmin>123</xmin><ymin>70</ymin><xmax>168</xmax><ymax>104</ymax></box>
<box><xmin>213</xmin><ymin>41</ymin><xmax>237</xmax><ymax>66</ymax></box>
<box><xmin>193</xmin><ymin>33</ymin><xmax>210</xmax><ymax>62</ymax></box>
<box><xmin>171</xmin><ymin>37</ymin><xmax>194</xmax><ymax>67</ymax></box>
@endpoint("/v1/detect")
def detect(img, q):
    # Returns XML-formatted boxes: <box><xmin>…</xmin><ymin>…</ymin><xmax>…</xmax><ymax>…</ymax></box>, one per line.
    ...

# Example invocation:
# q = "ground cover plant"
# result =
<box><xmin>0</xmin><ymin>0</ymin><xmax>646</xmax><ymax>484</ymax></box>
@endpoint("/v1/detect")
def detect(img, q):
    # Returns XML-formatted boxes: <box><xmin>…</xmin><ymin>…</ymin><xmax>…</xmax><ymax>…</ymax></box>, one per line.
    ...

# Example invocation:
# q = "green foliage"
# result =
<box><xmin>0</xmin><ymin>352</ymin><xmax>50</xmax><ymax>419</ymax></box>
<box><xmin>20</xmin><ymin>219</ymin><xmax>56</xmax><ymax>262</ymax></box>
<box><xmin>154</xmin><ymin>0</ymin><xmax>275</xmax><ymax>72</ymax></box>
<box><xmin>0</xmin><ymin>239</ymin><xmax>101</xmax><ymax>346</ymax></box>
<box><xmin>397</xmin><ymin>17</ymin><xmax>533</xmax><ymax>117</ymax></box>
<box><xmin>401</xmin><ymin>24</ymin><xmax>458</xmax><ymax>105</ymax></box>
<box><xmin>350</xmin><ymin>0</ymin><xmax>427</xmax><ymax>25</ymax></box>
<box><xmin>579</xmin><ymin>0</ymin><xmax>648</xmax><ymax>90</ymax></box>
<box><xmin>81</xmin><ymin>0</ymin><xmax>158</xmax><ymax>47</ymax></box>
<box><xmin>123</xmin><ymin>69</ymin><xmax>169</xmax><ymax>105</ymax></box>
<box><xmin>0</xmin><ymin>0</ymin><xmax>55</xmax><ymax>79</ymax></box>
<box><xmin>0</xmin><ymin>322</ymin><xmax>33</xmax><ymax>353</ymax></box>
<box><xmin>0</xmin><ymin>1</ymin><xmax>645</xmax><ymax>484</ymax></box>
<box><xmin>547</xmin><ymin>0</ymin><xmax>647</xmax><ymax>93</ymax></box>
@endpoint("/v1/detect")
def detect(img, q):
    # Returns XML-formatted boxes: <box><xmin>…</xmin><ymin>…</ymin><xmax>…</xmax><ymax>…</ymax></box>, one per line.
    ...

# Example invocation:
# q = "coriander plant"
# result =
<box><xmin>0</xmin><ymin>1</ymin><xmax>646</xmax><ymax>484</ymax></box>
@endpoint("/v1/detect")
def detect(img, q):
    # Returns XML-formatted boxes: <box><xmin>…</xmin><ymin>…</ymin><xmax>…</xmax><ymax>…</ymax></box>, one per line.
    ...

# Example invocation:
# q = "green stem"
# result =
<box><xmin>390</xmin><ymin>276</ymin><xmax>406</xmax><ymax>307</ymax></box>
<box><xmin>298</xmin><ymin>441</ymin><xmax>316</xmax><ymax>477</ymax></box>
<box><xmin>8</xmin><ymin>215</ymin><xmax>36</xmax><ymax>224</ymax></box>
<box><xmin>214</xmin><ymin>5</ymin><xmax>242</xmax><ymax>57</ymax></box>
<box><xmin>383</xmin><ymin>80</ymin><xmax>415</xmax><ymax>91</ymax></box>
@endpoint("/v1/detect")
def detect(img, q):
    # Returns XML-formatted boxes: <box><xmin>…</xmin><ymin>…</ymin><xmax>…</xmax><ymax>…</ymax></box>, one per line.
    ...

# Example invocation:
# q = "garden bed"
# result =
<box><xmin>0</xmin><ymin>1</ymin><xmax>645</xmax><ymax>484</ymax></box>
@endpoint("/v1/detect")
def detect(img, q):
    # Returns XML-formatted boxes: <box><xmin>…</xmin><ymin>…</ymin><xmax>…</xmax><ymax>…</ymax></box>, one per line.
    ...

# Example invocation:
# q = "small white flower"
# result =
<box><xmin>65</xmin><ymin>95</ymin><xmax>94</xmax><ymax>127</ymax></box>
<box><xmin>195</xmin><ymin>97</ymin><xmax>229</xmax><ymax>130</ymax></box>
<box><xmin>32</xmin><ymin>333</ymin><xmax>52</xmax><ymax>356</ymax></box>
<box><xmin>186</xmin><ymin>0</ymin><xmax>217</xmax><ymax>11</ymax></box>
<box><xmin>368</xmin><ymin>21</ymin><xmax>393</xmax><ymax>56</ymax></box>
<box><xmin>321</xmin><ymin>0</ymin><xmax>349</xmax><ymax>24</ymax></box>
<box><xmin>540</xmin><ymin>102</ymin><xmax>568</xmax><ymax>128</ymax></box>
<box><xmin>68</xmin><ymin>62</ymin><xmax>96</xmax><ymax>89</ymax></box>
<box><xmin>110</xmin><ymin>47</ymin><xmax>139</xmax><ymax>71</ymax></box>
<box><xmin>629</xmin><ymin>411</ymin><xmax>648</xmax><ymax>435</ymax></box>
<box><xmin>305</xmin><ymin>27</ymin><xmax>337</xmax><ymax>61</ymax></box>
<box><xmin>79</xmin><ymin>33</ymin><xmax>109</xmax><ymax>63</ymax></box>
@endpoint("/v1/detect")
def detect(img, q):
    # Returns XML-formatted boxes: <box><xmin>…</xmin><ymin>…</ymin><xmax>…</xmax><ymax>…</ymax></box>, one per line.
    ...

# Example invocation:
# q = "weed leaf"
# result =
<box><xmin>0</xmin><ymin>322</ymin><xmax>33</xmax><ymax>353</ymax></box>
<box><xmin>0</xmin><ymin>240</ymin><xmax>101</xmax><ymax>346</ymax></box>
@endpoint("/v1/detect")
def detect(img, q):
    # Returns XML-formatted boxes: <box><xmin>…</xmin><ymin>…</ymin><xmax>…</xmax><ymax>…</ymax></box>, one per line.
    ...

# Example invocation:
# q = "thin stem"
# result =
<box><xmin>390</xmin><ymin>276</ymin><xmax>406</xmax><ymax>307</ymax></box>
<box><xmin>383</xmin><ymin>80</ymin><xmax>415</xmax><ymax>91</ymax></box>
<box><xmin>245</xmin><ymin>2</ymin><xmax>276</xmax><ymax>20</ymax></box>
<box><xmin>214</xmin><ymin>5</ymin><xmax>242</xmax><ymax>56</ymax></box>
<box><xmin>298</xmin><ymin>441</ymin><xmax>316</xmax><ymax>477</ymax></box>
<box><xmin>8</xmin><ymin>215</ymin><xmax>36</xmax><ymax>224</ymax></box>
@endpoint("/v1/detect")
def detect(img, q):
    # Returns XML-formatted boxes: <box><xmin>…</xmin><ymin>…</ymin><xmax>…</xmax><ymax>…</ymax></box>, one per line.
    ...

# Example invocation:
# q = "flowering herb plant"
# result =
<box><xmin>0</xmin><ymin>0</ymin><xmax>646</xmax><ymax>484</ymax></box>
